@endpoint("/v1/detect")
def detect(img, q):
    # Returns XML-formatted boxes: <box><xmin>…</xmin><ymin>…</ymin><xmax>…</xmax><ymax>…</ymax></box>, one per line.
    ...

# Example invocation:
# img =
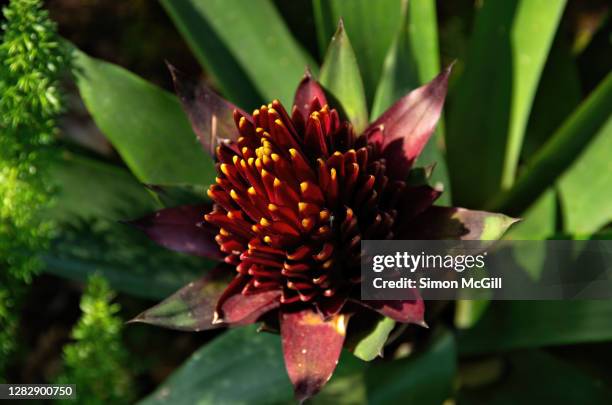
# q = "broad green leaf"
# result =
<box><xmin>558</xmin><ymin>117</ymin><xmax>612</xmax><ymax>234</ymax></box>
<box><xmin>371</xmin><ymin>0</ymin><xmax>442</xmax><ymax>118</ymax></box>
<box><xmin>503</xmin><ymin>189</ymin><xmax>557</xmax><ymax>282</ymax></box>
<box><xmin>455</xmin><ymin>300</ymin><xmax>490</xmax><ymax>330</ymax></box>
<box><xmin>447</xmin><ymin>0</ymin><xmax>566</xmax><ymax>207</ymax></box>
<box><xmin>73</xmin><ymin>49</ymin><xmax>215</xmax><ymax>187</ymax></box>
<box><xmin>506</xmin><ymin>188</ymin><xmax>557</xmax><ymax>238</ymax></box>
<box><xmin>139</xmin><ymin>325</ymin><xmax>366</xmax><ymax>405</ymax></box>
<box><xmin>162</xmin><ymin>0</ymin><xmax>315</xmax><ymax>107</ymax></box>
<box><xmin>371</xmin><ymin>0</ymin><xmax>450</xmax><ymax>205</ymax></box>
<box><xmin>490</xmin><ymin>72</ymin><xmax>612</xmax><ymax>215</ymax></box>
<box><xmin>458</xmin><ymin>350</ymin><xmax>612</xmax><ymax>404</ymax></box>
<box><xmin>312</xmin><ymin>0</ymin><xmax>404</xmax><ymax>103</ymax></box>
<box><xmin>366</xmin><ymin>331</ymin><xmax>456</xmax><ymax>405</ymax></box>
<box><xmin>501</xmin><ymin>0</ymin><xmax>567</xmax><ymax>188</ymax></box>
<box><xmin>138</xmin><ymin>326</ymin><xmax>292</xmax><ymax>405</ymax></box>
<box><xmin>370</xmin><ymin>12</ymin><xmax>420</xmax><ymax>120</ymax></box>
<box><xmin>522</xmin><ymin>32</ymin><xmax>582</xmax><ymax>159</ymax></box>
<box><xmin>405</xmin><ymin>0</ymin><xmax>442</xmax><ymax>85</ymax></box>
<box><xmin>44</xmin><ymin>234</ymin><xmax>205</xmax><ymax>301</ymax></box>
<box><xmin>353</xmin><ymin>317</ymin><xmax>396</xmax><ymax>361</ymax></box>
<box><xmin>311</xmin><ymin>353</ymin><xmax>368</xmax><ymax>405</ymax></box>
<box><xmin>319</xmin><ymin>21</ymin><xmax>369</xmax><ymax>133</ymax></box>
<box><xmin>159</xmin><ymin>0</ymin><xmax>261</xmax><ymax>108</ymax></box>
<box><xmin>44</xmin><ymin>154</ymin><xmax>207</xmax><ymax>300</ymax></box>
<box><xmin>458</xmin><ymin>301</ymin><xmax>612</xmax><ymax>354</ymax></box>
<box><xmin>48</xmin><ymin>153</ymin><xmax>157</xmax><ymax>223</ymax></box>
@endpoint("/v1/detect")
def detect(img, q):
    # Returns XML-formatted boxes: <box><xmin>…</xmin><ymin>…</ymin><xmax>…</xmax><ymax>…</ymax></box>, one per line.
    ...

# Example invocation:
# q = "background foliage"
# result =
<box><xmin>0</xmin><ymin>0</ymin><xmax>610</xmax><ymax>403</ymax></box>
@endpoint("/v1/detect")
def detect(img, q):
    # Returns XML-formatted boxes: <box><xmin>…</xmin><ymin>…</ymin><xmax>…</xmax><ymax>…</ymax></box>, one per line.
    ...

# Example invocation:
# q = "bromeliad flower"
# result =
<box><xmin>127</xmin><ymin>32</ymin><xmax>516</xmax><ymax>402</ymax></box>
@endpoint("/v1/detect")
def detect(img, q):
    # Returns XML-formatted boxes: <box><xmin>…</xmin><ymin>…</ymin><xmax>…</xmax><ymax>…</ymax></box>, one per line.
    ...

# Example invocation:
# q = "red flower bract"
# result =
<box><xmin>128</xmin><ymin>65</ymin><xmax>517</xmax><ymax>402</ymax></box>
<box><xmin>207</xmin><ymin>95</ymin><xmax>405</xmax><ymax>317</ymax></box>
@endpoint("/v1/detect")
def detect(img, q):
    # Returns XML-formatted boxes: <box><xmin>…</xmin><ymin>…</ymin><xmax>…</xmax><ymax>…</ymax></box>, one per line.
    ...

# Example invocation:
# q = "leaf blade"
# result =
<box><xmin>319</xmin><ymin>21</ymin><xmax>369</xmax><ymax>133</ymax></box>
<box><xmin>162</xmin><ymin>0</ymin><xmax>315</xmax><ymax>107</ymax></box>
<box><xmin>73</xmin><ymin>49</ymin><xmax>215</xmax><ymax>186</ymax></box>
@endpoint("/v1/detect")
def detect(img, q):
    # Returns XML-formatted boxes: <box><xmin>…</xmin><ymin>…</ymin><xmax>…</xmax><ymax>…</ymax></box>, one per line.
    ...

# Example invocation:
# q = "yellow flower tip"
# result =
<box><xmin>220</xmin><ymin>163</ymin><xmax>230</xmax><ymax>176</ymax></box>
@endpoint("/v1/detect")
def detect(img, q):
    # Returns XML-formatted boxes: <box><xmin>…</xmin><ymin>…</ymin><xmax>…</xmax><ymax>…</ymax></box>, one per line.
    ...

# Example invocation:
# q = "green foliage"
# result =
<box><xmin>56</xmin><ymin>275</ymin><xmax>134</xmax><ymax>405</ymax></box>
<box><xmin>24</xmin><ymin>0</ymin><xmax>611</xmax><ymax>403</ymax></box>
<box><xmin>0</xmin><ymin>0</ymin><xmax>68</xmax><ymax>278</ymax></box>
<box><xmin>0</xmin><ymin>0</ymin><xmax>69</xmax><ymax>373</ymax></box>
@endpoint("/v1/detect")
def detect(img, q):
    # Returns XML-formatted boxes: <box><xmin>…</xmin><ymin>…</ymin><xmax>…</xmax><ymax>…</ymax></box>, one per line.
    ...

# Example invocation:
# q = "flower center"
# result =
<box><xmin>205</xmin><ymin>99</ymin><xmax>405</xmax><ymax>314</ymax></box>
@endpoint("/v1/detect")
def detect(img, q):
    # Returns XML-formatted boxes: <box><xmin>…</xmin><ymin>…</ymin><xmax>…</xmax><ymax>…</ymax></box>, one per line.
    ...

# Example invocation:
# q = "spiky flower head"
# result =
<box><xmin>129</xmin><ymin>63</ymin><xmax>516</xmax><ymax>401</ymax></box>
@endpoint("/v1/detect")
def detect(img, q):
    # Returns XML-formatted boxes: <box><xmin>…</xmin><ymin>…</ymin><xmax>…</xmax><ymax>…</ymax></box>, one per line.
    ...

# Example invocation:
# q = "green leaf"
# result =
<box><xmin>159</xmin><ymin>0</ymin><xmax>261</xmax><ymax>108</ymax></box>
<box><xmin>405</xmin><ymin>0</ymin><xmax>442</xmax><ymax>85</ymax></box>
<box><xmin>312</xmin><ymin>0</ymin><xmax>405</xmax><ymax>103</ymax></box>
<box><xmin>353</xmin><ymin>317</ymin><xmax>396</xmax><ymax>361</ymax></box>
<box><xmin>44</xmin><ymin>154</ymin><xmax>206</xmax><ymax>300</ymax></box>
<box><xmin>371</xmin><ymin>0</ymin><xmax>450</xmax><ymax>205</ymax></box>
<box><xmin>501</xmin><ymin>0</ymin><xmax>567</xmax><ymax>188</ymax></box>
<box><xmin>447</xmin><ymin>0</ymin><xmax>566</xmax><ymax>207</ymax></box>
<box><xmin>319</xmin><ymin>20</ymin><xmax>369</xmax><ymax>133</ymax></box>
<box><xmin>73</xmin><ymin>49</ymin><xmax>215</xmax><ymax>187</ymax></box>
<box><xmin>48</xmin><ymin>153</ymin><xmax>157</xmax><ymax>222</ymax></box>
<box><xmin>558</xmin><ymin>117</ymin><xmax>612</xmax><ymax>234</ymax></box>
<box><xmin>490</xmin><ymin>72</ymin><xmax>612</xmax><ymax>215</ymax></box>
<box><xmin>311</xmin><ymin>353</ymin><xmax>368</xmax><ymax>405</ymax></box>
<box><xmin>366</xmin><ymin>331</ymin><xmax>456</xmax><ymax>405</ymax></box>
<box><xmin>162</xmin><ymin>0</ymin><xmax>315</xmax><ymax>107</ymax></box>
<box><xmin>138</xmin><ymin>326</ymin><xmax>292</xmax><ymax>405</ymax></box>
<box><xmin>370</xmin><ymin>13</ymin><xmax>419</xmax><ymax>120</ymax></box>
<box><xmin>503</xmin><ymin>189</ymin><xmax>557</xmax><ymax>281</ymax></box>
<box><xmin>455</xmin><ymin>300</ymin><xmax>490</xmax><ymax>330</ymax></box>
<box><xmin>458</xmin><ymin>350</ymin><xmax>612</xmax><ymax>404</ymax></box>
<box><xmin>458</xmin><ymin>301</ymin><xmax>612</xmax><ymax>354</ymax></box>
<box><xmin>138</xmin><ymin>326</ymin><xmax>366</xmax><ymax>405</ymax></box>
<box><xmin>522</xmin><ymin>32</ymin><xmax>582</xmax><ymax>160</ymax></box>
<box><xmin>130</xmin><ymin>268</ymin><xmax>231</xmax><ymax>331</ymax></box>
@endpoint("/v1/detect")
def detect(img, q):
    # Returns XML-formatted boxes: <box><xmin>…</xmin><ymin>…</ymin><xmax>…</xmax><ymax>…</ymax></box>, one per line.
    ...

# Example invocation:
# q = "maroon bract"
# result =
<box><xmin>128</xmin><ymin>66</ymin><xmax>516</xmax><ymax>401</ymax></box>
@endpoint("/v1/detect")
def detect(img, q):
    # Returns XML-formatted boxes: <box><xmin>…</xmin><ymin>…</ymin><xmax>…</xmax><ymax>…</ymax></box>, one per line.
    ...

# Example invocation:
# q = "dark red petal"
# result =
<box><xmin>315</xmin><ymin>293</ymin><xmax>348</xmax><ymax>320</ymax></box>
<box><xmin>168</xmin><ymin>63</ymin><xmax>249</xmax><ymax>157</ymax></box>
<box><xmin>217</xmin><ymin>288</ymin><xmax>280</xmax><ymax>324</ymax></box>
<box><xmin>400</xmin><ymin>206</ymin><xmax>519</xmax><ymax>240</ymax></box>
<box><xmin>366</xmin><ymin>65</ymin><xmax>453</xmax><ymax>179</ymax></box>
<box><xmin>125</xmin><ymin>204</ymin><xmax>222</xmax><ymax>259</ymax></box>
<box><xmin>128</xmin><ymin>265</ymin><xmax>233</xmax><ymax>331</ymax></box>
<box><xmin>361</xmin><ymin>290</ymin><xmax>426</xmax><ymax>325</ymax></box>
<box><xmin>293</xmin><ymin>68</ymin><xmax>328</xmax><ymax>122</ymax></box>
<box><xmin>395</xmin><ymin>185</ymin><xmax>443</xmax><ymax>230</ymax></box>
<box><xmin>280</xmin><ymin>309</ymin><xmax>347</xmax><ymax>402</ymax></box>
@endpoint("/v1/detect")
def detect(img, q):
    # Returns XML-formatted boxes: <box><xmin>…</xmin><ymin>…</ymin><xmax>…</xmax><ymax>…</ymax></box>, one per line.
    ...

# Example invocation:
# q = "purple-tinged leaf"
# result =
<box><xmin>280</xmin><ymin>309</ymin><xmax>347</xmax><ymax>402</ymax></box>
<box><xmin>129</xmin><ymin>265</ymin><xmax>232</xmax><ymax>331</ymax></box>
<box><xmin>293</xmin><ymin>68</ymin><xmax>328</xmax><ymax>121</ymax></box>
<box><xmin>397</xmin><ymin>185</ymin><xmax>443</xmax><ymax>225</ymax></box>
<box><xmin>366</xmin><ymin>65</ymin><xmax>452</xmax><ymax>179</ymax></box>
<box><xmin>218</xmin><ymin>289</ymin><xmax>281</xmax><ymax>324</ymax></box>
<box><xmin>402</xmin><ymin>206</ymin><xmax>519</xmax><ymax>240</ymax></box>
<box><xmin>125</xmin><ymin>204</ymin><xmax>222</xmax><ymax>259</ymax></box>
<box><xmin>363</xmin><ymin>298</ymin><xmax>426</xmax><ymax>326</ymax></box>
<box><xmin>168</xmin><ymin>63</ymin><xmax>248</xmax><ymax>157</ymax></box>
